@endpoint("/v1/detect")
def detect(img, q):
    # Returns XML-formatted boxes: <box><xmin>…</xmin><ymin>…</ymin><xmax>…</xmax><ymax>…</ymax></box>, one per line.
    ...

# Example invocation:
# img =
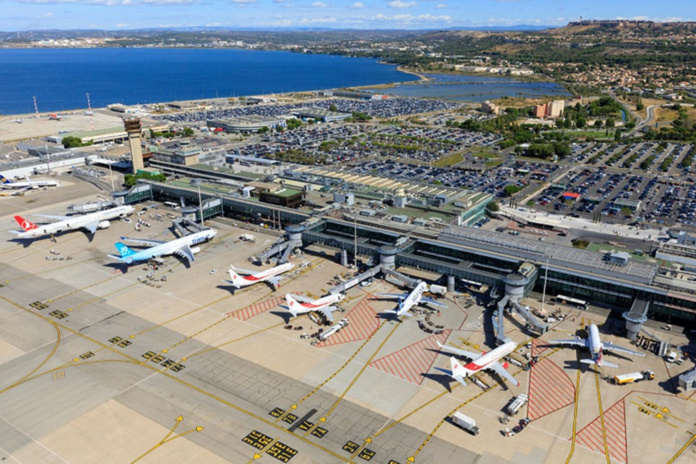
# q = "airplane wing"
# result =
<box><xmin>420</xmin><ymin>297</ymin><xmax>448</xmax><ymax>309</ymax></box>
<box><xmin>374</xmin><ymin>293</ymin><xmax>408</xmax><ymax>300</ymax></box>
<box><xmin>436</xmin><ymin>341</ymin><xmax>479</xmax><ymax>360</ymax></box>
<box><xmin>489</xmin><ymin>361</ymin><xmax>520</xmax><ymax>386</ymax></box>
<box><xmin>173</xmin><ymin>244</ymin><xmax>195</xmax><ymax>263</ymax></box>
<box><xmin>120</xmin><ymin>236</ymin><xmax>167</xmax><ymax>247</ymax></box>
<box><xmin>83</xmin><ymin>221</ymin><xmax>99</xmax><ymax>235</ymax></box>
<box><xmin>318</xmin><ymin>306</ymin><xmax>335</xmax><ymax>323</ymax></box>
<box><xmin>602</xmin><ymin>342</ymin><xmax>646</xmax><ymax>357</ymax></box>
<box><xmin>267</xmin><ymin>277</ymin><xmax>280</xmax><ymax>288</ymax></box>
<box><xmin>547</xmin><ymin>338</ymin><xmax>588</xmax><ymax>349</ymax></box>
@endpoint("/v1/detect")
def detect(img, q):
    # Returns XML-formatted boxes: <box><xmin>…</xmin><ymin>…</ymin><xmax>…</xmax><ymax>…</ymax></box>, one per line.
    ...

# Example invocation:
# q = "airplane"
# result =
<box><xmin>435</xmin><ymin>341</ymin><xmax>520</xmax><ymax>387</ymax></box>
<box><xmin>11</xmin><ymin>205</ymin><xmax>135</xmax><ymax>240</ymax></box>
<box><xmin>546</xmin><ymin>323</ymin><xmax>645</xmax><ymax>368</ymax></box>
<box><xmin>226</xmin><ymin>262</ymin><xmax>294</xmax><ymax>289</ymax></box>
<box><xmin>375</xmin><ymin>281</ymin><xmax>447</xmax><ymax>318</ymax></box>
<box><xmin>285</xmin><ymin>293</ymin><xmax>344</xmax><ymax>322</ymax></box>
<box><xmin>108</xmin><ymin>228</ymin><xmax>217</xmax><ymax>265</ymax></box>
<box><xmin>1</xmin><ymin>175</ymin><xmax>59</xmax><ymax>189</ymax></box>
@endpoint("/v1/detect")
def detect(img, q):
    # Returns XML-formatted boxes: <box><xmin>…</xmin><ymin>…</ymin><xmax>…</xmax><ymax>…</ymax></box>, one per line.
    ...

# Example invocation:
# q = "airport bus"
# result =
<box><xmin>164</xmin><ymin>201</ymin><xmax>180</xmax><ymax>210</ymax></box>
<box><xmin>555</xmin><ymin>294</ymin><xmax>588</xmax><ymax>310</ymax></box>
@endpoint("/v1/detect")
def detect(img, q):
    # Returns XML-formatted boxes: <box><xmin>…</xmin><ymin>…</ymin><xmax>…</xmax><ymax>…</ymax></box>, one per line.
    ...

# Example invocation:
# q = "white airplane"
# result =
<box><xmin>108</xmin><ymin>228</ymin><xmax>217</xmax><ymax>265</ymax></box>
<box><xmin>435</xmin><ymin>341</ymin><xmax>520</xmax><ymax>387</ymax></box>
<box><xmin>11</xmin><ymin>205</ymin><xmax>134</xmax><ymax>240</ymax></box>
<box><xmin>226</xmin><ymin>263</ymin><xmax>294</xmax><ymax>289</ymax></box>
<box><xmin>547</xmin><ymin>323</ymin><xmax>645</xmax><ymax>368</ymax></box>
<box><xmin>1</xmin><ymin>175</ymin><xmax>59</xmax><ymax>189</ymax></box>
<box><xmin>375</xmin><ymin>281</ymin><xmax>447</xmax><ymax>318</ymax></box>
<box><xmin>285</xmin><ymin>293</ymin><xmax>344</xmax><ymax>322</ymax></box>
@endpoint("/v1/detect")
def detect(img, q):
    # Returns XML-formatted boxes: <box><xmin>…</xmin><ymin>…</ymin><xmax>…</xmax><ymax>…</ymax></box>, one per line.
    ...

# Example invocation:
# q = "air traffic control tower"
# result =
<box><xmin>123</xmin><ymin>117</ymin><xmax>144</xmax><ymax>173</ymax></box>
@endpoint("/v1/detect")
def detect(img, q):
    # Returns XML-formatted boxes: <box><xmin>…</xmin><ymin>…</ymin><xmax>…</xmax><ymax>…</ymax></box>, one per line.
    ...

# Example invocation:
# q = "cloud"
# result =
<box><xmin>351</xmin><ymin>1</ymin><xmax>363</xmax><ymax>8</ymax></box>
<box><xmin>311</xmin><ymin>1</ymin><xmax>328</xmax><ymax>7</ymax></box>
<box><xmin>15</xmin><ymin>0</ymin><xmax>199</xmax><ymax>4</ymax></box>
<box><xmin>373</xmin><ymin>13</ymin><xmax>451</xmax><ymax>23</ymax></box>
<box><xmin>435</xmin><ymin>3</ymin><xmax>445</xmax><ymax>8</ymax></box>
<box><xmin>230</xmin><ymin>0</ymin><xmax>256</xmax><ymax>4</ymax></box>
<box><xmin>43</xmin><ymin>11</ymin><xmax>54</xmax><ymax>16</ymax></box>
<box><xmin>388</xmin><ymin>0</ymin><xmax>416</xmax><ymax>8</ymax></box>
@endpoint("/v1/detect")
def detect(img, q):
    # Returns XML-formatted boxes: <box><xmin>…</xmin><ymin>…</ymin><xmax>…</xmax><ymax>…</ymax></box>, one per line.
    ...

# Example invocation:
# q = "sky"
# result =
<box><xmin>1</xmin><ymin>0</ymin><xmax>695</xmax><ymax>32</ymax></box>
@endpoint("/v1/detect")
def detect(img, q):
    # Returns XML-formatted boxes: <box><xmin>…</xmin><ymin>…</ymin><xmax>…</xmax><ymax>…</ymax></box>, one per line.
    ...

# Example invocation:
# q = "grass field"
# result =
<box><xmin>433</xmin><ymin>152</ymin><xmax>464</xmax><ymax>167</ymax></box>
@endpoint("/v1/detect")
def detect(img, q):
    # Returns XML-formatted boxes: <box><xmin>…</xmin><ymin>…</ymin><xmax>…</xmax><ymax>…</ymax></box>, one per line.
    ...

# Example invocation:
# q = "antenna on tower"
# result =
<box><xmin>86</xmin><ymin>93</ymin><xmax>94</xmax><ymax>131</ymax></box>
<box><xmin>33</xmin><ymin>96</ymin><xmax>39</xmax><ymax>118</ymax></box>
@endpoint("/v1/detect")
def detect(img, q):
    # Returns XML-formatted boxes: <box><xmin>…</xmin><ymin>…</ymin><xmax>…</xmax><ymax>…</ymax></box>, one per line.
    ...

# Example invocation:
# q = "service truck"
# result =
<box><xmin>613</xmin><ymin>370</ymin><xmax>655</xmax><ymax>385</ymax></box>
<box><xmin>451</xmin><ymin>412</ymin><xmax>479</xmax><ymax>435</ymax></box>
<box><xmin>506</xmin><ymin>393</ymin><xmax>529</xmax><ymax>415</ymax></box>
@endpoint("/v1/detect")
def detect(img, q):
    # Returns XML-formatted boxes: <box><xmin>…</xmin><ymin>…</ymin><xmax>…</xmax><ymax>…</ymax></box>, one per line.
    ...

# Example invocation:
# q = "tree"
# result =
<box><xmin>504</xmin><ymin>184</ymin><xmax>523</xmax><ymax>196</ymax></box>
<box><xmin>257</xmin><ymin>126</ymin><xmax>269</xmax><ymax>134</ymax></box>
<box><xmin>594</xmin><ymin>119</ymin><xmax>603</xmax><ymax>127</ymax></box>
<box><xmin>182</xmin><ymin>127</ymin><xmax>194</xmax><ymax>137</ymax></box>
<box><xmin>486</xmin><ymin>200</ymin><xmax>500</xmax><ymax>212</ymax></box>
<box><xmin>61</xmin><ymin>136</ymin><xmax>83</xmax><ymax>148</ymax></box>
<box><xmin>605</xmin><ymin>118</ymin><xmax>615</xmax><ymax>128</ymax></box>
<box><xmin>329</xmin><ymin>104</ymin><xmax>338</xmax><ymax>112</ymax></box>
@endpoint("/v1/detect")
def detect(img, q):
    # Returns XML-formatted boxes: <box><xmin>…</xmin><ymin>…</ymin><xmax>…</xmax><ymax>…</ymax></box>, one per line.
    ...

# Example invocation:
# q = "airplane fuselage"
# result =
<box><xmin>121</xmin><ymin>230</ymin><xmax>216</xmax><ymax>262</ymax></box>
<box><xmin>230</xmin><ymin>262</ymin><xmax>294</xmax><ymax>288</ymax></box>
<box><xmin>395</xmin><ymin>281</ymin><xmax>428</xmax><ymax>316</ymax></box>
<box><xmin>463</xmin><ymin>341</ymin><xmax>517</xmax><ymax>373</ymax></box>
<box><xmin>289</xmin><ymin>293</ymin><xmax>344</xmax><ymax>315</ymax></box>
<box><xmin>587</xmin><ymin>323</ymin><xmax>603</xmax><ymax>363</ymax></box>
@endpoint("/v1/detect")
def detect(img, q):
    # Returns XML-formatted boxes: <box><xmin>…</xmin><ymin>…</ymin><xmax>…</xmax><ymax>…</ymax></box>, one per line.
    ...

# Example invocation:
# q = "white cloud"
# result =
<box><xmin>388</xmin><ymin>0</ymin><xmax>416</xmax><ymax>8</ymax></box>
<box><xmin>312</xmin><ymin>1</ymin><xmax>328</xmax><ymax>7</ymax></box>
<box><xmin>230</xmin><ymin>0</ymin><xmax>256</xmax><ymax>4</ymax></box>
<box><xmin>373</xmin><ymin>13</ymin><xmax>451</xmax><ymax>23</ymax></box>
<box><xmin>43</xmin><ymin>11</ymin><xmax>54</xmax><ymax>16</ymax></box>
<box><xmin>351</xmin><ymin>1</ymin><xmax>364</xmax><ymax>8</ymax></box>
<box><xmin>435</xmin><ymin>3</ymin><xmax>446</xmax><ymax>8</ymax></box>
<box><xmin>16</xmin><ymin>0</ymin><xmax>199</xmax><ymax>5</ymax></box>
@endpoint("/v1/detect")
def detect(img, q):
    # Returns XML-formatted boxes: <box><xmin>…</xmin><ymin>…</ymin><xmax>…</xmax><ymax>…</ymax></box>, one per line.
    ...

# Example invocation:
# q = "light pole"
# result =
<box><xmin>541</xmin><ymin>255</ymin><xmax>550</xmax><ymax>314</ymax></box>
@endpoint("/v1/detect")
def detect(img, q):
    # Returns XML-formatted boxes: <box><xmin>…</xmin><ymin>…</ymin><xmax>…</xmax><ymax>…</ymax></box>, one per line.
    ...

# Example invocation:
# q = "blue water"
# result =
<box><xmin>0</xmin><ymin>48</ymin><xmax>417</xmax><ymax>115</ymax></box>
<box><xmin>379</xmin><ymin>73</ymin><xmax>569</xmax><ymax>102</ymax></box>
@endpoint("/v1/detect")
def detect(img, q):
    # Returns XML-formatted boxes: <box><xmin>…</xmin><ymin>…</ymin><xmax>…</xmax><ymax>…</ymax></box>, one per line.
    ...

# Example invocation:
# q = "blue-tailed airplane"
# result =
<box><xmin>108</xmin><ymin>228</ymin><xmax>217</xmax><ymax>265</ymax></box>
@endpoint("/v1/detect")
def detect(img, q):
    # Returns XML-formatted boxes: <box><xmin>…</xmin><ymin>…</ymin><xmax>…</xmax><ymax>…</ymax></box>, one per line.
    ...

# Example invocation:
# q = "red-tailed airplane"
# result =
<box><xmin>226</xmin><ymin>263</ymin><xmax>294</xmax><ymax>289</ymax></box>
<box><xmin>435</xmin><ymin>341</ymin><xmax>519</xmax><ymax>387</ymax></box>
<box><xmin>285</xmin><ymin>293</ymin><xmax>344</xmax><ymax>322</ymax></box>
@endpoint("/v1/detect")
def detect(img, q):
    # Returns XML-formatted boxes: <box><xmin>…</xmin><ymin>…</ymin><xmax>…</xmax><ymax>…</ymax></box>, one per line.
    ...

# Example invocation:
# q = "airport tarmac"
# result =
<box><xmin>0</xmin><ymin>111</ymin><xmax>126</xmax><ymax>143</ymax></box>
<box><xmin>0</xmin><ymin>183</ymin><xmax>695</xmax><ymax>464</ymax></box>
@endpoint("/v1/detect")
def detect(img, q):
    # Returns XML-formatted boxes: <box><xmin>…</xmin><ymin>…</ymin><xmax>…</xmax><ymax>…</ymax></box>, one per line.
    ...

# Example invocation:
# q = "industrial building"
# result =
<box><xmin>46</xmin><ymin>127</ymin><xmax>128</xmax><ymax>145</ymax></box>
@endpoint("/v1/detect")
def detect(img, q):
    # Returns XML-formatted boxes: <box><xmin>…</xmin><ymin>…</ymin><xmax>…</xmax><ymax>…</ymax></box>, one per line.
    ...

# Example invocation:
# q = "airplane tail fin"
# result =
<box><xmin>114</xmin><ymin>242</ymin><xmax>137</xmax><ymax>258</ymax></box>
<box><xmin>1</xmin><ymin>175</ymin><xmax>12</xmax><ymax>184</ymax></box>
<box><xmin>227</xmin><ymin>269</ymin><xmax>243</xmax><ymax>288</ymax></box>
<box><xmin>285</xmin><ymin>294</ymin><xmax>299</xmax><ymax>317</ymax></box>
<box><xmin>450</xmin><ymin>357</ymin><xmax>468</xmax><ymax>386</ymax></box>
<box><xmin>14</xmin><ymin>215</ymin><xmax>37</xmax><ymax>231</ymax></box>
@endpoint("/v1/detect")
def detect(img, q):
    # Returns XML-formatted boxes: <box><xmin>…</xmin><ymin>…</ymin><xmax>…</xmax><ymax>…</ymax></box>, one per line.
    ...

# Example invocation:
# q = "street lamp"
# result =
<box><xmin>541</xmin><ymin>255</ymin><xmax>550</xmax><ymax>314</ymax></box>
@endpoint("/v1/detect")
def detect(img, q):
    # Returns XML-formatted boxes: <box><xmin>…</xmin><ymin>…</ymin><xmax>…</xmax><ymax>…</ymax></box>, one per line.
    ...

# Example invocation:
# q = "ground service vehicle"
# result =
<box><xmin>506</xmin><ymin>393</ymin><xmax>529</xmax><ymax>415</ymax></box>
<box><xmin>613</xmin><ymin>370</ymin><xmax>655</xmax><ymax>385</ymax></box>
<box><xmin>451</xmin><ymin>412</ymin><xmax>479</xmax><ymax>435</ymax></box>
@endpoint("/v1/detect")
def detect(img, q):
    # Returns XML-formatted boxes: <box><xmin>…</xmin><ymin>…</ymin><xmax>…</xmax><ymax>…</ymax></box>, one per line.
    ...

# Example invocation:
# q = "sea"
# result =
<box><xmin>0</xmin><ymin>48</ymin><xmax>416</xmax><ymax>115</ymax></box>
<box><xmin>0</xmin><ymin>49</ymin><xmax>568</xmax><ymax>115</ymax></box>
<box><xmin>379</xmin><ymin>72</ymin><xmax>569</xmax><ymax>102</ymax></box>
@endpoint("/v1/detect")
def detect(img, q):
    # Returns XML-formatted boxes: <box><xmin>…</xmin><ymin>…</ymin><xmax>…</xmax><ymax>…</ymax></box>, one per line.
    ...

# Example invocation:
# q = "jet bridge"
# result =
<box><xmin>493</xmin><ymin>272</ymin><xmax>549</xmax><ymax>345</ymax></box>
<box><xmin>382</xmin><ymin>268</ymin><xmax>421</xmax><ymax>289</ymax></box>
<box><xmin>172</xmin><ymin>217</ymin><xmax>207</xmax><ymax>237</ymax></box>
<box><xmin>252</xmin><ymin>224</ymin><xmax>305</xmax><ymax>265</ymax></box>
<box><xmin>328</xmin><ymin>265</ymin><xmax>383</xmax><ymax>295</ymax></box>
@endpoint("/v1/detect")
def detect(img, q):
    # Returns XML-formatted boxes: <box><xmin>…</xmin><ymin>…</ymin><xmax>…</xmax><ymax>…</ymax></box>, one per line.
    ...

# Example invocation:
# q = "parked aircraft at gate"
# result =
<box><xmin>108</xmin><ymin>228</ymin><xmax>217</xmax><ymax>265</ymax></box>
<box><xmin>375</xmin><ymin>281</ymin><xmax>446</xmax><ymax>318</ymax></box>
<box><xmin>285</xmin><ymin>293</ymin><xmax>344</xmax><ymax>322</ymax></box>
<box><xmin>546</xmin><ymin>323</ymin><xmax>645</xmax><ymax>368</ymax></box>
<box><xmin>435</xmin><ymin>341</ymin><xmax>519</xmax><ymax>387</ymax></box>
<box><xmin>227</xmin><ymin>263</ymin><xmax>294</xmax><ymax>289</ymax></box>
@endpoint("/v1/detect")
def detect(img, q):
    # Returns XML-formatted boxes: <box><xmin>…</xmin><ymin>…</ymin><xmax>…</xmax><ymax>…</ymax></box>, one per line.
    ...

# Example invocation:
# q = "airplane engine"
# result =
<box><xmin>98</xmin><ymin>220</ymin><xmax>111</xmax><ymax>230</ymax></box>
<box><xmin>191</xmin><ymin>246</ymin><xmax>201</xmax><ymax>254</ymax></box>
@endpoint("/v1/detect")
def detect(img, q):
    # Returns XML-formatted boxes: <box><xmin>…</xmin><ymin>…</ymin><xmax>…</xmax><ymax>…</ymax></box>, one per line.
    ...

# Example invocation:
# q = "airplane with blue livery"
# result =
<box><xmin>108</xmin><ymin>228</ymin><xmax>217</xmax><ymax>266</ymax></box>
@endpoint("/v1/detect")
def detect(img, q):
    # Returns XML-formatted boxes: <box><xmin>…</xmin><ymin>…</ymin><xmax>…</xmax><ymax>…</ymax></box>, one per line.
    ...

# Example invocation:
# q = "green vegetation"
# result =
<box><xmin>503</xmin><ymin>184</ymin><xmax>523</xmax><ymax>196</ymax></box>
<box><xmin>433</xmin><ymin>152</ymin><xmax>464</xmax><ymax>167</ymax></box>
<box><xmin>61</xmin><ymin>136</ymin><xmax>92</xmax><ymax>149</ymax></box>
<box><xmin>124</xmin><ymin>171</ymin><xmax>166</xmax><ymax>187</ymax></box>
<box><xmin>572</xmin><ymin>239</ymin><xmax>590</xmax><ymax>249</ymax></box>
<box><xmin>257</xmin><ymin>126</ymin><xmax>270</xmax><ymax>134</ymax></box>
<box><xmin>286</xmin><ymin>118</ymin><xmax>303</xmax><ymax>130</ymax></box>
<box><xmin>486</xmin><ymin>200</ymin><xmax>500</xmax><ymax>212</ymax></box>
<box><xmin>351</xmin><ymin>112</ymin><xmax>372</xmax><ymax>122</ymax></box>
<box><xmin>640</xmin><ymin>155</ymin><xmax>656</xmax><ymax>170</ymax></box>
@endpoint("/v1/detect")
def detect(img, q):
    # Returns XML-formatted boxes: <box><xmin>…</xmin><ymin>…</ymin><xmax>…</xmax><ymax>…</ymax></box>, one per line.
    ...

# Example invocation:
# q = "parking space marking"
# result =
<box><xmin>317</xmin><ymin>297</ymin><xmax>379</xmax><ymax>347</ymax></box>
<box><xmin>575</xmin><ymin>396</ymin><xmax>627</xmax><ymax>463</ymax></box>
<box><xmin>232</xmin><ymin>296</ymin><xmax>284</xmax><ymax>321</ymax></box>
<box><xmin>527</xmin><ymin>358</ymin><xmax>575</xmax><ymax>421</ymax></box>
<box><xmin>369</xmin><ymin>330</ymin><xmax>451</xmax><ymax>385</ymax></box>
